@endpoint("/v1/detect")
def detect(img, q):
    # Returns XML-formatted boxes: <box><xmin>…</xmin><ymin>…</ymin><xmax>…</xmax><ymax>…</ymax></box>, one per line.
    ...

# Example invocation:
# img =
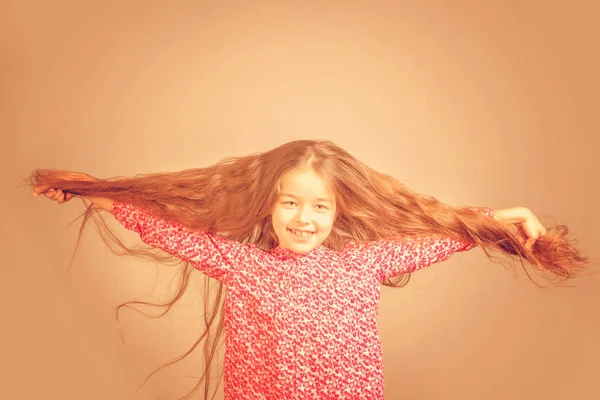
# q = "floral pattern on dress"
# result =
<box><xmin>112</xmin><ymin>201</ymin><xmax>493</xmax><ymax>399</ymax></box>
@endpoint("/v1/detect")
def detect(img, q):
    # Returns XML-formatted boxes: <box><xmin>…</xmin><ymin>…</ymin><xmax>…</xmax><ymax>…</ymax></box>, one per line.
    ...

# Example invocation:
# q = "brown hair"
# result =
<box><xmin>28</xmin><ymin>139</ymin><xmax>589</xmax><ymax>400</ymax></box>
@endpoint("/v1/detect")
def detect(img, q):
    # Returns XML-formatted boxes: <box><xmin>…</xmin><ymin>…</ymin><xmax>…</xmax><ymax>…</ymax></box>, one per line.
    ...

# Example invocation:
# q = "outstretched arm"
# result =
<box><xmin>342</xmin><ymin>207</ymin><xmax>496</xmax><ymax>282</ymax></box>
<box><xmin>365</xmin><ymin>234</ymin><xmax>482</xmax><ymax>282</ymax></box>
<box><xmin>345</xmin><ymin>206</ymin><xmax>547</xmax><ymax>282</ymax></box>
<box><xmin>33</xmin><ymin>175</ymin><xmax>252</xmax><ymax>284</ymax></box>
<box><xmin>110</xmin><ymin>201</ymin><xmax>252</xmax><ymax>284</ymax></box>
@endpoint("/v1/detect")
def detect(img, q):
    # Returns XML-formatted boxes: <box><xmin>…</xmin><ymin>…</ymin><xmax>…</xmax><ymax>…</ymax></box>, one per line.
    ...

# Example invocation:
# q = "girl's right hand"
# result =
<box><xmin>33</xmin><ymin>172</ymin><xmax>98</xmax><ymax>204</ymax></box>
<box><xmin>33</xmin><ymin>187</ymin><xmax>73</xmax><ymax>204</ymax></box>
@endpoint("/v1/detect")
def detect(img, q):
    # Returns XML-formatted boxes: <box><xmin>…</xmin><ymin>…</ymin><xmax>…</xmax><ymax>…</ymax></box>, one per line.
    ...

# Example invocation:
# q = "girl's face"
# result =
<box><xmin>271</xmin><ymin>168</ymin><xmax>337</xmax><ymax>254</ymax></box>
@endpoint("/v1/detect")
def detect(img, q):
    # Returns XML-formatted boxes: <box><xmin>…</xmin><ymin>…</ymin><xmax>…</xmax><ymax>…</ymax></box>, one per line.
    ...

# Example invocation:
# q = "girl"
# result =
<box><xmin>31</xmin><ymin>139</ymin><xmax>586</xmax><ymax>400</ymax></box>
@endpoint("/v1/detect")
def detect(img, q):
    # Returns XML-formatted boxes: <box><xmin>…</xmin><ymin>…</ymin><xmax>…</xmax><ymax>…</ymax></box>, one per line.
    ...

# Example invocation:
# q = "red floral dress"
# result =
<box><xmin>111</xmin><ymin>201</ymin><xmax>494</xmax><ymax>399</ymax></box>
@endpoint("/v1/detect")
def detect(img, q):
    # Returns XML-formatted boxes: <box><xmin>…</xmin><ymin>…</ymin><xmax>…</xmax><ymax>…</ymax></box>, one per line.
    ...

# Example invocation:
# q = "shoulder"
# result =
<box><xmin>337</xmin><ymin>240</ymin><xmax>374</xmax><ymax>262</ymax></box>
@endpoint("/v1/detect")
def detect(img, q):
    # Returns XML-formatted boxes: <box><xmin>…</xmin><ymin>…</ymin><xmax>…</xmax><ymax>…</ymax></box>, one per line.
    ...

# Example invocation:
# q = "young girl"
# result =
<box><xmin>31</xmin><ymin>139</ymin><xmax>586</xmax><ymax>400</ymax></box>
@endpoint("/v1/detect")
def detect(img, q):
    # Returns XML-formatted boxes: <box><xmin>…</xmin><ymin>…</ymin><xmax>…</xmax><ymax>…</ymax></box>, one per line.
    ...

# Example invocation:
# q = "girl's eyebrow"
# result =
<box><xmin>279</xmin><ymin>192</ymin><xmax>333</xmax><ymax>203</ymax></box>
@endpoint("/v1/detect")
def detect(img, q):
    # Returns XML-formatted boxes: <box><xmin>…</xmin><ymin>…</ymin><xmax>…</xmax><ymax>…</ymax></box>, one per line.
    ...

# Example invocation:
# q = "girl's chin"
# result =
<box><xmin>290</xmin><ymin>248</ymin><xmax>313</xmax><ymax>255</ymax></box>
<box><xmin>283</xmin><ymin>240</ymin><xmax>317</xmax><ymax>253</ymax></box>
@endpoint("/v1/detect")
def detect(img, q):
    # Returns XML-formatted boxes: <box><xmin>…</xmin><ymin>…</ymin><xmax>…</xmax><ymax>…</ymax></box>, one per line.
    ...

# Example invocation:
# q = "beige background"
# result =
<box><xmin>3</xmin><ymin>1</ymin><xmax>599</xmax><ymax>399</ymax></box>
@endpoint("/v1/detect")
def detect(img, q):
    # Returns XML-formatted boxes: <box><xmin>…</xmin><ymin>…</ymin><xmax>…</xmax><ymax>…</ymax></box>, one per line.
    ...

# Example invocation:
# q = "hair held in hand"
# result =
<box><xmin>28</xmin><ymin>139</ymin><xmax>589</xmax><ymax>400</ymax></box>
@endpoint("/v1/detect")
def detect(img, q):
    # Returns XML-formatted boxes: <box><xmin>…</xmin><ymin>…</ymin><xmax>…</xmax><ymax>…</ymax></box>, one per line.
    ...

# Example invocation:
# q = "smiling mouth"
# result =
<box><xmin>287</xmin><ymin>228</ymin><xmax>315</xmax><ymax>238</ymax></box>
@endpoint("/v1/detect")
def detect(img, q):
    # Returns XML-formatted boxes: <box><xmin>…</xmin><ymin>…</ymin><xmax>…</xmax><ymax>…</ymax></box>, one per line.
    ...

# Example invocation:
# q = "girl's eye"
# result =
<box><xmin>282</xmin><ymin>201</ymin><xmax>327</xmax><ymax>210</ymax></box>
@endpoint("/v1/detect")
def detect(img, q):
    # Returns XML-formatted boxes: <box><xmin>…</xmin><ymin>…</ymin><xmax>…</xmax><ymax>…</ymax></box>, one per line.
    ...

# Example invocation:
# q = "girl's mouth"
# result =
<box><xmin>287</xmin><ymin>228</ymin><xmax>315</xmax><ymax>238</ymax></box>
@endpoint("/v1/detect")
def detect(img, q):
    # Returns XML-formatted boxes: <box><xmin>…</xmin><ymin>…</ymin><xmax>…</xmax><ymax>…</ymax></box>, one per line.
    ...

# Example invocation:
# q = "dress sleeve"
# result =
<box><xmin>342</xmin><ymin>207</ymin><xmax>495</xmax><ymax>283</ymax></box>
<box><xmin>111</xmin><ymin>200</ymin><xmax>252</xmax><ymax>285</ymax></box>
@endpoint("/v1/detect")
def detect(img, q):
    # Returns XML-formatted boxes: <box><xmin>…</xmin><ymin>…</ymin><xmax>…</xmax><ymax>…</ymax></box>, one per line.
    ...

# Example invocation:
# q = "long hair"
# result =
<box><xmin>28</xmin><ymin>139</ymin><xmax>589</xmax><ymax>400</ymax></box>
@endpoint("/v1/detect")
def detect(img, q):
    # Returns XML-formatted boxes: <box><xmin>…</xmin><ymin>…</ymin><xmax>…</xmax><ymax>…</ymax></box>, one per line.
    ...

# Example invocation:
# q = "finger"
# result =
<box><xmin>33</xmin><ymin>185</ymin><xmax>51</xmax><ymax>197</ymax></box>
<box><xmin>50</xmin><ymin>189</ymin><xmax>60</xmax><ymax>200</ymax></box>
<box><xmin>513</xmin><ymin>230</ymin><xmax>524</xmax><ymax>243</ymax></box>
<box><xmin>512</xmin><ymin>226</ymin><xmax>525</xmax><ymax>244</ymax></box>
<box><xmin>65</xmin><ymin>193</ymin><xmax>74</xmax><ymax>201</ymax></box>
<box><xmin>521</xmin><ymin>220</ymin><xmax>539</xmax><ymax>241</ymax></box>
<box><xmin>49</xmin><ymin>189</ymin><xmax>61</xmax><ymax>201</ymax></box>
<box><xmin>520</xmin><ymin>224</ymin><xmax>540</xmax><ymax>250</ymax></box>
<box><xmin>45</xmin><ymin>189</ymin><xmax>56</xmax><ymax>198</ymax></box>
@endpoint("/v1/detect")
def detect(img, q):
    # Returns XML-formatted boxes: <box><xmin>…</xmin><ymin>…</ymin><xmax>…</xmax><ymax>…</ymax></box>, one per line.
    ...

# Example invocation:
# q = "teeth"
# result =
<box><xmin>290</xmin><ymin>229</ymin><xmax>312</xmax><ymax>237</ymax></box>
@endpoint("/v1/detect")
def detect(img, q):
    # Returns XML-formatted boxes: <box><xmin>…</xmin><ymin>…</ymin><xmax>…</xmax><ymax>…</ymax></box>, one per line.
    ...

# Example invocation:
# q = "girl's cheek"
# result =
<box><xmin>278</xmin><ymin>210</ymin><xmax>296</xmax><ymax>223</ymax></box>
<box><xmin>318</xmin><ymin>213</ymin><xmax>335</xmax><ymax>223</ymax></box>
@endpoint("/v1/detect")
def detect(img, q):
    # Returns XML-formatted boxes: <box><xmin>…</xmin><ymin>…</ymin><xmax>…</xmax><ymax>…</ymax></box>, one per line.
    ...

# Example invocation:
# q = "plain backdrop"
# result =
<box><xmin>3</xmin><ymin>1</ymin><xmax>599</xmax><ymax>399</ymax></box>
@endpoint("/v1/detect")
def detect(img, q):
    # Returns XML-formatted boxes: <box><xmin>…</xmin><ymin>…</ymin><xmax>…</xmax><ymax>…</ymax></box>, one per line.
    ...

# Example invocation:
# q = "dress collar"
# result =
<box><xmin>270</xmin><ymin>245</ymin><xmax>329</xmax><ymax>261</ymax></box>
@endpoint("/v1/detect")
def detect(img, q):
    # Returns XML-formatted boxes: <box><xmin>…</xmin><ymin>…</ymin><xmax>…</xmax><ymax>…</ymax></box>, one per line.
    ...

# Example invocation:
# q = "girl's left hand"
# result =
<box><xmin>492</xmin><ymin>207</ymin><xmax>547</xmax><ymax>250</ymax></box>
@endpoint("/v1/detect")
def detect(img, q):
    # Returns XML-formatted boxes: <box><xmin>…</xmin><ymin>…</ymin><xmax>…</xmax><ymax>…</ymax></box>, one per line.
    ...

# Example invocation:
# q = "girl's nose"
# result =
<box><xmin>296</xmin><ymin>208</ymin><xmax>312</xmax><ymax>223</ymax></box>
